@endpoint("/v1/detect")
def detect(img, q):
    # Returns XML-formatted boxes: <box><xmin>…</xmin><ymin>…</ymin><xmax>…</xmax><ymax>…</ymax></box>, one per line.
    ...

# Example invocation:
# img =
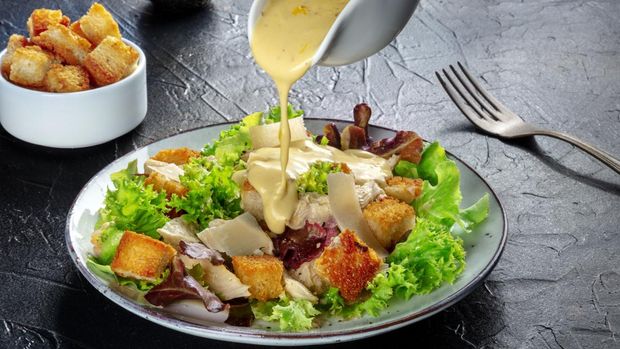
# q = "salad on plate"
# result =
<box><xmin>86</xmin><ymin>103</ymin><xmax>489</xmax><ymax>331</ymax></box>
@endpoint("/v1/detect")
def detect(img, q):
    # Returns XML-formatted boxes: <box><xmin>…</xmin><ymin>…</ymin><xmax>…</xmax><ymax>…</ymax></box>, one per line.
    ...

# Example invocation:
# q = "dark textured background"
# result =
<box><xmin>1</xmin><ymin>0</ymin><xmax>619</xmax><ymax>348</ymax></box>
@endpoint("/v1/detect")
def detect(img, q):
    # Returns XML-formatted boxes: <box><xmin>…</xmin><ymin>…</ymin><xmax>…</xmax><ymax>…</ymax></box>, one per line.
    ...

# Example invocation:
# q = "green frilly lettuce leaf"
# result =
<box><xmin>95</xmin><ymin>224</ymin><xmax>125</xmax><ymax>265</ymax></box>
<box><xmin>296</xmin><ymin>161</ymin><xmax>345</xmax><ymax>195</ymax></box>
<box><xmin>99</xmin><ymin>160</ymin><xmax>170</xmax><ymax>239</ymax></box>
<box><xmin>388</xmin><ymin>218</ymin><xmax>466</xmax><ymax>292</ymax></box>
<box><xmin>252</xmin><ymin>296</ymin><xmax>320</xmax><ymax>331</ymax></box>
<box><xmin>262</xmin><ymin>104</ymin><xmax>304</xmax><ymax>124</ymax></box>
<box><xmin>170</xmin><ymin>156</ymin><xmax>242</xmax><ymax>230</ymax></box>
<box><xmin>203</xmin><ymin>112</ymin><xmax>262</xmax><ymax>167</ymax></box>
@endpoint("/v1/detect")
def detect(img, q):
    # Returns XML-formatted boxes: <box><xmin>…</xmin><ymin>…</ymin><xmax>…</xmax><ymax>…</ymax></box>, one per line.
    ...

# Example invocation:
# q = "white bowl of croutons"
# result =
<box><xmin>0</xmin><ymin>4</ymin><xmax>147</xmax><ymax>148</ymax></box>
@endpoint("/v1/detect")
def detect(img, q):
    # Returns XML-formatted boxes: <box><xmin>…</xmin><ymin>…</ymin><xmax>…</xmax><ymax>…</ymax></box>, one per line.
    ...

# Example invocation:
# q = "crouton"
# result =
<box><xmin>110</xmin><ymin>231</ymin><xmax>176</xmax><ymax>282</ymax></box>
<box><xmin>33</xmin><ymin>24</ymin><xmax>92</xmax><ymax>65</ymax></box>
<box><xmin>315</xmin><ymin>229</ymin><xmax>382</xmax><ymax>302</ymax></box>
<box><xmin>232</xmin><ymin>255</ymin><xmax>284</xmax><ymax>301</ymax></box>
<box><xmin>1</xmin><ymin>34</ymin><xmax>29</xmax><ymax>76</ymax></box>
<box><xmin>384</xmin><ymin>176</ymin><xmax>423</xmax><ymax>203</ymax></box>
<box><xmin>144</xmin><ymin>172</ymin><xmax>188</xmax><ymax>198</ymax></box>
<box><xmin>27</xmin><ymin>9</ymin><xmax>70</xmax><ymax>38</ymax></box>
<box><xmin>8</xmin><ymin>47</ymin><xmax>53</xmax><ymax>87</ymax></box>
<box><xmin>69</xmin><ymin>21</ymin><xmax>87</xmax><ymax>38</ymax></box>
<box><xmin>151</xmin><ymin>147</ymin><xmax>201</xmax><ymax>165</ymax></box>
<box><xmin>83</xmin><ymin>36</ymin><xmax>138</xmax><ymax>86</ymax></box>
<box><xmin>44</xmin><ymin>64</ymin><xmax>90</xmax><ymax>92</ymax></box>
<box><xmin>363</xmin><ymin>196</ymin><xmax>415</xmax><ymax>250</ymax></box>
<box><xmin>77</xmin><ymin>3</ymin><xmax>121</xmax><ymax>46</ymax></box>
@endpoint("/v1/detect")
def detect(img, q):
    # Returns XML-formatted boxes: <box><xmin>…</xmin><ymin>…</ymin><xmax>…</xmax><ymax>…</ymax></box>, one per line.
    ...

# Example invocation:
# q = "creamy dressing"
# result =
<box><xmin>248</xmin><ymin>140</ymin><xmax>392</xmax><ymax>186</ymax></box>
<box><xmin>250</xmin><ymin>0</ymin><xmax>349</xmax><ymax>233</ymax></box>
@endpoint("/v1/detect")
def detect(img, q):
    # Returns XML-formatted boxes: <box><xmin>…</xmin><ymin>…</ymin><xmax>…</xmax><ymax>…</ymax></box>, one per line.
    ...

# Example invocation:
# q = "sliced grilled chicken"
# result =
<box><xmin>287</xmin><ymin>193</ymin><xmax>332</xmax><ymax>230</ymax></box>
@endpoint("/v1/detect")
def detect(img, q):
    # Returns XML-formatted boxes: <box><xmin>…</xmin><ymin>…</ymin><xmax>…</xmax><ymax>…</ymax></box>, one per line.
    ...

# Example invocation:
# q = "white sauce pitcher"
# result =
<box><xmin>248</xmin><ymin>0</ymin><xmax>420</xmax><ymax>67</ymax></box>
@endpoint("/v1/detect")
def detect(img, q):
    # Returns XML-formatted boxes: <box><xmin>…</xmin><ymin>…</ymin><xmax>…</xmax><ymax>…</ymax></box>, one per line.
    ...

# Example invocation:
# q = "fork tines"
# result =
<box><xmin>435</xmin><ymin>62</ymin><xmax>510</xmax><ymax>130</ymax></box>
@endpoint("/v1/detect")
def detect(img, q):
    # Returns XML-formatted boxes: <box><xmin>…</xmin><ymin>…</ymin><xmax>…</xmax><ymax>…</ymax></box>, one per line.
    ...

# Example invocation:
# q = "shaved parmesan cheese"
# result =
<box><xmin>327</xmin><ymin>173</ymin><xmax>388</xmax><ymax>258</ymax></box>
<box><xmin>144</xmin><ymin>159</ymin><xmax>184</xmax><ymax>183</ymax></box>
<box><xmin>207</xmin><ymin>219</ymin><xmax>227</xmax><ymax>228</ymax></box>
<box><xmin>197</xmin><ymin>212</ymin><xmax>274</xmax><ymax>256</ymax></box>
<box><xmin>249</xmin><ymin>117</ymin><xmax>309</xmax><ymax>149</ymax></box>
<box><xmin>157</xmin><ymin>217</ymin><xmax>200</xmax><ymax>248</ymax></box>
<box><xmin>283</xmin><ymin>273</ymin><xmax>318</xmax><ymax>303</ymax></box>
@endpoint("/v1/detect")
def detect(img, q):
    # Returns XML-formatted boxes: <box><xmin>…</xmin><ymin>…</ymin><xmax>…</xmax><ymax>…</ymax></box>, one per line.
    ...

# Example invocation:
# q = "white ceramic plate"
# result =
<box><xmin>65</xmin><ymin>119</ymin><xmax>507</xmax><ymax>346</ymax></box>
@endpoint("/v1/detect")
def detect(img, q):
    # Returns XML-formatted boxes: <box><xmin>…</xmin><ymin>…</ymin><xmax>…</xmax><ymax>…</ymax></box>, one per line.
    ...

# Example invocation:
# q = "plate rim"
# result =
<box><xmin>65</xmin><ymin>118</ymin><xmax>508</xmax><ymax>345</ymax></box>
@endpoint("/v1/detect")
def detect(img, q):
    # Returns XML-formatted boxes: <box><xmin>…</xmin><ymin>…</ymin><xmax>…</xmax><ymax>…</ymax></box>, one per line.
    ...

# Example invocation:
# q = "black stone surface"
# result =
<box><xmin>1</xmin><ymin>0</ymin><xmax>619</xmax><ymax>348</ymax></box>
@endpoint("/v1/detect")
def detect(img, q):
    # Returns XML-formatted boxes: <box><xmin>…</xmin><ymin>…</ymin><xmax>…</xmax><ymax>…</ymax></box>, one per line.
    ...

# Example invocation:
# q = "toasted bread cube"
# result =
<box><xmin>8</xmin><ymin>47</ymin><xmax>53</xmax><ymax>87</ymax></box>
<box><xmin>84</xmin><ymin>36</ymin><xmax>138</xmax><ymax>86</ymax></box>
<box><xmin>25</xmin><ymin>45</ymin><xmax>65</xmax><ymax>65</ymax></box>
<box><xmin>110</xmin><ymin>231</ymin><xmax>176</xmax><ymax>282</ymax></box>
<box><xmin>151</xmin><ymin>147</ymin><xmax>201</xmax><ymax>165</ymax></box>
<box><xmin>27</xmin><ymin>9</ymin><xmax>70</xmax><ymax>38</ymax></box>
<box><xmin>39</xmin><ymin>46</ymin><xmax>65</xmax><ymax>65</ymax></box>
<box><xmin>70</xmin><ymin>21</ymin><xmax>87</xmax><ymax>38</ymax></box>
<box><xmin>78</xmin><ymin>3</ymin><xmax>121</xmax><ymax>46</ymax></box>
<box><xmin>145</xmin><ymin>172</ymin><xmax>188</xmax><ymax>198</ymax></box>
<box><xmin>44</xmin><ymin>64</ymin><xmax>90</xmax><ymax>92</ymax></box>
<box><xmin>232</xmin><ymin>255</ymin><xmax>284</xmax><ymax>301</ymax></box>
<box><xmin>1</xmin><ymin>34</ymin><xmax>29</xmax><ymax>76</ymax></box>
<box><xmin>363</xmin><ymin>197</ymin><xmax>415</xmax><ymax>250</ymax></box>
<box><xmin>384</xmin><ymin>176</ymin><xmax>423</xmax><ymax>203</ymax></box>
<box><xmin>315</xmin><ymin>229</ymin><xmax>382</xmax><ymax>303</ymax></box>
<box><xmin>33</xmin><ymin>24</ymin><xmax>92</xmax><ymax>65</ymax></box>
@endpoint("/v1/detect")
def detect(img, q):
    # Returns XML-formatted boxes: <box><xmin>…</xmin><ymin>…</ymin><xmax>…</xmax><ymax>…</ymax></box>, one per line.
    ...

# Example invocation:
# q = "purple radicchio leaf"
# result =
<box><xmin>224</xmin><ymin>299</ymin><xmax>255</xmax><ymax>327</ymax></box>
<box><xmin>353</xmin><ymin>103</ymin><xmax>371</xmax><ymax>140</ymax></box>
<box><xmin>366</xmin><ymin>130</ymin><xmax>424</xmax><ymax>164</ymax></box>
<box><xmin>323</xmin><ymin>218</ymin><xmax>338</xmax><ymax>230</ymax></box>
<box><xmin>274</xmin><ymin>222</ymin><xmax>339</xmax><ymax>269</ymax></box>
<box><xmin>145</xmin><ymin>257</ymin><xmax>228</xmax><ymax>313</ymax></box>
<box><xmin>179</xmin><ymin>240</ymin><xmax>224</xmax><ymax>265</ymax></box>
<box><xmin>341</xmin><ymin>125</ymin><xmax>367</xmax><ymax>150</ymax></box>
<box><xmin>322</xmin><ymin>122</ymin><xmax>341</xmax><ymax>149</ymax></box>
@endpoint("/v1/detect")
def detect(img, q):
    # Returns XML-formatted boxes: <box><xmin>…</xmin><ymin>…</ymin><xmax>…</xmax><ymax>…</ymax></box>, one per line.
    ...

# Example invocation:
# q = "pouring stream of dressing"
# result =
<box><xmin>250</xmin><ymin>0</ymin><xmax>349</xmax><ymax>233</ymax></box>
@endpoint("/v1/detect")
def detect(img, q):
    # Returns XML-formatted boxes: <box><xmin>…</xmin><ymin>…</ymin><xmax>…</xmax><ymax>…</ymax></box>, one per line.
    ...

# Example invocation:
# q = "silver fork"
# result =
<box><xmin>436</xmin><ymin>62</ymin><xmax>620</xmax><ymax>174</ymax></box>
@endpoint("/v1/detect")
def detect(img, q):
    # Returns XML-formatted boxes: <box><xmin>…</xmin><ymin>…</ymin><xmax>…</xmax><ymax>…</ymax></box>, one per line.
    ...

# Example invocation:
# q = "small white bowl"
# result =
<box><xmin>0</xmin><ymin>39</ymin><xmax>147</xmax><ymax>148</ymax></box>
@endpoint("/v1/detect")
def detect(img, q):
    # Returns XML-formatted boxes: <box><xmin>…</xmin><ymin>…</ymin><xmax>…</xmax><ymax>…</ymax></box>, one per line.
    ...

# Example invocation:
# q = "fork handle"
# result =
<box><xmin>534</xmin><ymin>129</ymin><xmax>620</xmax><ymax>174</ymax></box>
